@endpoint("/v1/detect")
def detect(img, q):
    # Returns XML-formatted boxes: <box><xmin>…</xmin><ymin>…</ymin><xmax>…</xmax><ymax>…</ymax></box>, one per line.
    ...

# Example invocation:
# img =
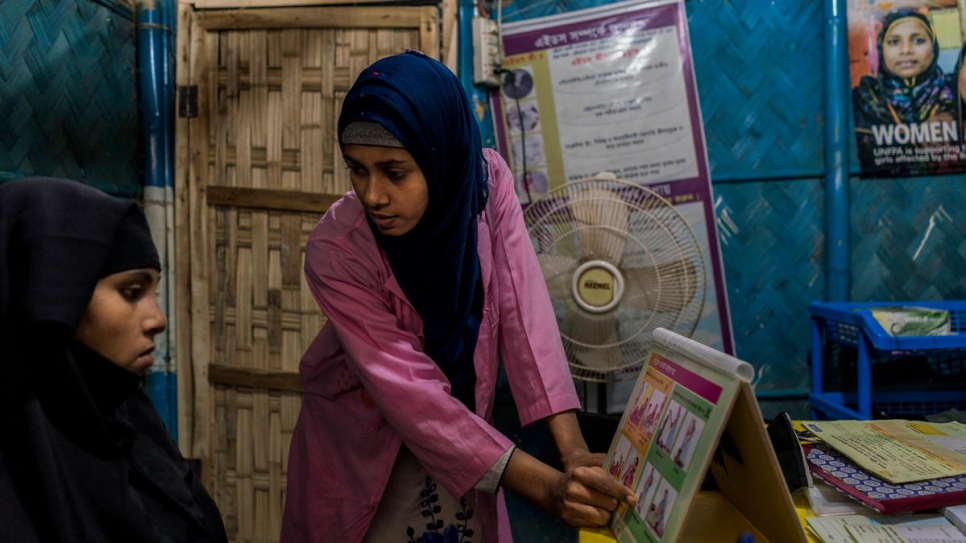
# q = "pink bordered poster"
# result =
<box><xmin>489</xmin><ymin>0</ymin><xmax>734</xmax><ymax>356</ymax></box>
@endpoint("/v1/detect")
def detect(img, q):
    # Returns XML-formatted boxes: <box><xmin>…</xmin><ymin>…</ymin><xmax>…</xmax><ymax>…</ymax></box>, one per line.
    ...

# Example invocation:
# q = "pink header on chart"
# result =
<box><xmin>650</xmin><ymin>353</ymin><xmax>722</xmax><ymax>403</ymax></box>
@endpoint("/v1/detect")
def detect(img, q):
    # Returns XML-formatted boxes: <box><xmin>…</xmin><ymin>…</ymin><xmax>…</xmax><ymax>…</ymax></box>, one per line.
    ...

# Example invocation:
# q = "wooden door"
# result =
<box><xmin>174</xmin><ymin>5</ymin><xmax>439</xmax><ymax>541</ymax></box>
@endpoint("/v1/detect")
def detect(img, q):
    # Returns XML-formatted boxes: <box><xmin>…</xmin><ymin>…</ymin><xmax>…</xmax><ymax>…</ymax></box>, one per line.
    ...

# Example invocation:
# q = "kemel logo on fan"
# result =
<box><xmin>577</xmin><ymin>267</ymin><xmax>614</xmax><ymax>307</ymax></box>
<box><xmin>584</xmin><ymin>280</ymin><xmax>611</xmax><ymax>290</ymax></box>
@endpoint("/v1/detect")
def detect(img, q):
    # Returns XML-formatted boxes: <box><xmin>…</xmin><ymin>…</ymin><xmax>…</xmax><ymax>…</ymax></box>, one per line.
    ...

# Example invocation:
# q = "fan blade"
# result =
<box><xmin>566</xmin><ymin>310</ymin><xmax>623</xmax><ymax>372</ymax></box>
<box><xmin>537</xmin><ymin>254</ymin><xmax>578</xmax><ymax>299</ymax></box>
<box><xmin>623</xmin><ymin>259</ymin><xmax>699</xmax><ymax>314</ymax></box>
<box><xmin>569</xmin><ymin>187</ymin><xmax>629</xmax><ymax>264</ymax></box>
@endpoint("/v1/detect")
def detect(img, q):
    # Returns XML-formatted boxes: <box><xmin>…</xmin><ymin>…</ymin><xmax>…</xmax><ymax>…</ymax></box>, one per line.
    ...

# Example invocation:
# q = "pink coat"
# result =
<box><xmin>281</xmin><ymin>149</ymin><xmax>580</xmax><ymax>543</ymax></box>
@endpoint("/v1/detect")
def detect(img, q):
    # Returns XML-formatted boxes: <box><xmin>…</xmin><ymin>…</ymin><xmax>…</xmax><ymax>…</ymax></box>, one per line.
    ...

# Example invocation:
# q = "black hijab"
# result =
<box><xmin>0</xmin><ymin>177</ymin><xmax>227</xmax><ymax>543</ymax></box>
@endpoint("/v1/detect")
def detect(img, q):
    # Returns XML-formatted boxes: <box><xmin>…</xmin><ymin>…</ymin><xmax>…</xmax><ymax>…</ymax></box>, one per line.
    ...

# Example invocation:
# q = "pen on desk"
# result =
<box><xmin>735</xmin><ymin>533</ymin><xmax>754</xmax><ymax>543</ymax></box>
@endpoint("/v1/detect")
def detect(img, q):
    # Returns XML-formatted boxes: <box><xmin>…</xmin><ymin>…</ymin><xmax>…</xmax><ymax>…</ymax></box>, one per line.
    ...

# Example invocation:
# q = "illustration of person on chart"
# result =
<box><xmin>646</xmin><ymin>488</ymin><xmax>669</xmax><ymax>536</ymax></box>
<box><xmin>658</xmin><ymin>407</ymin><xmax>681</xmax><ymax>451</ymax></box>
<box><xmin>620</xmin><ymin>456</ymin><xmax>640</xmax><ymax>488</ymax></box>
<box><xmin>673</xmin><ymin>419</ymin><xmax>697</xmax><ymax>467</ymax></box>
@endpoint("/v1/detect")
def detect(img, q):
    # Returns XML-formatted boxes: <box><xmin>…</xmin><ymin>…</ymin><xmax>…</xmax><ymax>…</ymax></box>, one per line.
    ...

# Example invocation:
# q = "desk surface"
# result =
<box><xmin>578</xmin><ymin>490</ymin><xmax>821</xmax><ymax>543</ymax></box>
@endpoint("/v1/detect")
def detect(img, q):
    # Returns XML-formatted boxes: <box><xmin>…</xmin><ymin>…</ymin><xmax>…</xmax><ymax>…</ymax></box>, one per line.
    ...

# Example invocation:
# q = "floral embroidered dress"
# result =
<box><xmin>362</xmin><ymin>446</ymin><xmax>482</xmax><ymax>543</ymax></box>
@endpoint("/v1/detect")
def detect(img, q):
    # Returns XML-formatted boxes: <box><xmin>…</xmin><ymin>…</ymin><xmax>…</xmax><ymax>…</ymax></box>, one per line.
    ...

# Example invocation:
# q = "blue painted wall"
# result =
<box><xmin>489</xmin><ymin>1</ymin><xmax>966</xmax><ymax>540</ymax></box>
<box><xmin>488</xmin><ymin>0</ymin><xmax>966</xmax><ymax>417</ymax></box>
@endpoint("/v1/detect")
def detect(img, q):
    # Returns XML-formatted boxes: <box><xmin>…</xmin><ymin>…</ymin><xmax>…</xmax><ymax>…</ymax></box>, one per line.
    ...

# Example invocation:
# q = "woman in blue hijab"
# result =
<box><xmin>852</xmin><ymin>9</ymin><xmax>956</xmax><ymax>173</ymax></box>
<box><xmin>282</xmin><ymin>50</ymin><xmax>635</xmax><ymax>543</ymax></box>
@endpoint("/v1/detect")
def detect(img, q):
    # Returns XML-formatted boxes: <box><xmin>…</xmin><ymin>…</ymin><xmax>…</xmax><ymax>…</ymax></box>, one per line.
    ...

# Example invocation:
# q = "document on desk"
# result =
<box><xmin>804</xmin><ymin>441</ymin><xmax>966</xmax><ymax>514</ymax></box>
<box><xmin>805</xmin><ymin>514</ymin><xmax>951</xmax><ymax>543</ymax></box>
<box><xmin>943</xmin><ymin>505</ymin><xmax>966</xmax><ymax>534</ymax></box>
<box><xmin>843</xmin><ymin>524</ymin><xmax>966</xmax><ymax>543</ymax></box>
<box><xmin>801</xmin><ymin>420</ymin><xmax>966</xmax><ymax>484</ymax></box>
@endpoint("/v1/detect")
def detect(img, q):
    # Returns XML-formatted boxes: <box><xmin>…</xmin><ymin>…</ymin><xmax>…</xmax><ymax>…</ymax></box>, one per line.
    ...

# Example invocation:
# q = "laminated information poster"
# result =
<box><xmin>603</xmin><ymin>328</ymin><xmax>808</xmax><ymax>543</ymax></box>
<box><xmin>490</xmin><ymin>0</ymin><xmax>734</xmax><ymax>356</ymax></box>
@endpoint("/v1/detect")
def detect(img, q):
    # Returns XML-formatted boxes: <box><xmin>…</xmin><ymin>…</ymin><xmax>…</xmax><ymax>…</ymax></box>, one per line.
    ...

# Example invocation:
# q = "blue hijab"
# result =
<box><xmin>338</xmin><ymin>50</ymin><xmax>489</xmax><ymax>411</ymax></box>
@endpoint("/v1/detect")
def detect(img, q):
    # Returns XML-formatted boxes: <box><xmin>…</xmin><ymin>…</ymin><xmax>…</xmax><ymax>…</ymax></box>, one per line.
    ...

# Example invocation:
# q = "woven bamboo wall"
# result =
<box><xmin>0</xmin><ymin>0</ymin><xmax>140</xmax><ymax>195</ymax></box>
<box><xmin>176</xmin><ymin>6</ymin><xmax>438</xmax><ymax>542</ymax></box>
<box><xmin>207</xmin><ymin>206</ymin><xmax>319</xmax><ymax>541</ymax></box>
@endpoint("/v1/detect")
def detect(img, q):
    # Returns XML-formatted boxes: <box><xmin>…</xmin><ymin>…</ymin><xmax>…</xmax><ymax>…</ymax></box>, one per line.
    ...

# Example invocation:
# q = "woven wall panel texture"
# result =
<box><xmin>714</xmin><ymin>178</ymin><xmax>825</xmax><ymax>391</ymax></box>
<box><xmin>0</xmin><ymin>0</ymin><xmax>139</xmax><ymax>195</ymax></box>
<box><xmin>213</xmin><ymin>385</ymin><xmax>301</xmax><ymax>543</ymax></box>
<box><xmin>207</xmin><ymin>202</ymin><xmax>323</xmax><ymax>543</ymax></box>
<box><xmin>851</xmin><ymin>177</ymin><xmax>966</xmax><ymax>302</ymax></box>
<box><xmin>687</xmin><ymin>0</ymin><xmax>825</xmax><ymax>180</ymax></box>
<box><xmin>206</xmin><ymin>27</ymin><xmax>421</xmax><ymax>194</ymax></box>
<box><xmin>209</xmin><ymin>207</ymin><xmax>324</xmax><ymax>373</ymax></box>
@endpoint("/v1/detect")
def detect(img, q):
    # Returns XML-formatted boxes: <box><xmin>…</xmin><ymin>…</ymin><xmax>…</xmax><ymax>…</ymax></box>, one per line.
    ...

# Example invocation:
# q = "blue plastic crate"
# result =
<box><xmin>809</xmin><ymin>301</ymin><xmax>966</xmax><ymax>420</ymax></box>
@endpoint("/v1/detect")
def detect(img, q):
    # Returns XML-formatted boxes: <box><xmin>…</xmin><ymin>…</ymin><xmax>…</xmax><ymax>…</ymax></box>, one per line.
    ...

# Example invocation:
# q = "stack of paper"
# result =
<box><xmin>802</xmin><ymin>420</ymin><xmax>966</xmax><ymax>485</ymax></box>
<box><xmin>801</xmin><ymin>420</ymin><xmax>966</xmax><ymax>542</ymax></box>
<box><xmin>804</xmin><ymin>441</ymin><xmax>966</xmax><ymax>514</ymax></box>
<box><xmin>943</xmin><ymin>505</ymin><xmax>966</xmax><ymax>534</ymax></box>
<box><xmin>806</xmin><ymin>514</ymin><xmax>962</xmax><ymax>543</ymax></box>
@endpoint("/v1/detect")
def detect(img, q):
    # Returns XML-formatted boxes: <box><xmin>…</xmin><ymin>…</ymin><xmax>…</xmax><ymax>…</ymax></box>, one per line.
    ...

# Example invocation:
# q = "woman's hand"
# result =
<box><xmin>501</xmin><ymin>448</ymin><xmax>638</xmax><ymax>528</ymax></box>
<box><xmin>541</xmin><ymin>410</ymin><xmax>637</xmax><ymax>525</ymax></box>
<box><xmin>549</xmin><ymin>465</ymin><xmax>638</xmax><ymax>527</ymax></box>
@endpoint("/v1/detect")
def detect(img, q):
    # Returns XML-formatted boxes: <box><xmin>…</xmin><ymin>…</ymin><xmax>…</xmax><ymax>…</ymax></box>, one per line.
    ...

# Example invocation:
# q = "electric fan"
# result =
<box><xmin>524</xmin><ymin>172</ymin><xmax>707</xmax><ymax>383</ymax></box>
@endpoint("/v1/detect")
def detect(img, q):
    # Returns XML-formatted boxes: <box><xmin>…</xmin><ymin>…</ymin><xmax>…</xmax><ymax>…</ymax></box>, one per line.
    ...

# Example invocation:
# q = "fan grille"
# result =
<box><xmin>525</xmin><ymin>176</ymin><xmax>707</xmax><ymax>382</ymax></box>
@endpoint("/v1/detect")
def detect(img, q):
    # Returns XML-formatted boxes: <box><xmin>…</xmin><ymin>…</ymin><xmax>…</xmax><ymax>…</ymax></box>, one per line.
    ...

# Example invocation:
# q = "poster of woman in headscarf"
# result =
<box><xmin>849</xmin><ymin>0</ymin><xmax>966</xmax><ymax>177</ymax></box>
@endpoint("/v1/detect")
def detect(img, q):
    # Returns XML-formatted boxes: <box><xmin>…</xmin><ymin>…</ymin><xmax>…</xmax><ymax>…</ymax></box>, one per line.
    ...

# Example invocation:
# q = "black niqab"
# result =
<box><xmin>0</xmin><ymin>177</ymin><xmax>227</xmax><ymax>543</ymax></box>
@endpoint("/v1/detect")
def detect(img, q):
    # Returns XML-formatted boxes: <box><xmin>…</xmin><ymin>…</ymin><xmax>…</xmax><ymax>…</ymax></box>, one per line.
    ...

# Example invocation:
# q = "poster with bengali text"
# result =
<box><xmin>491</xmin><ymin>0</ymin><xmax>734</xmax><ymax>354</ymax></box>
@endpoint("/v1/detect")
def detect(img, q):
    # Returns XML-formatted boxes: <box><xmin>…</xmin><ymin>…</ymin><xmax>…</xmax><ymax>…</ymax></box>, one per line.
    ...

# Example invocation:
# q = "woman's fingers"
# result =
<box><xmin>586</xmin><ymin>452</ymin><xmax>607</xmax><ymax>466</ymax></box>
<box><xmin>558</xmin><ymin>499</ymin><xmax>614</xmax><ymax>527</ymax></box>
<box><xmin>572</xmin><ymin>466</ymin><xmax>638</xmax><ymax>507</ymax></box>
<box><xmin>553</xmin><ymin>466</ymin><xmax>639</xmax><ymax>527</ymax></box>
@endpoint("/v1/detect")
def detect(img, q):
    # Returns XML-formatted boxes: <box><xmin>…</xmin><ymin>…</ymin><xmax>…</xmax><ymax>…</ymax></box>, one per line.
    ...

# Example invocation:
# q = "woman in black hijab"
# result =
<box><xmin>0</xmin><ymin>177</ymin><xmax>227</xmax><ymax>543</ymax></box>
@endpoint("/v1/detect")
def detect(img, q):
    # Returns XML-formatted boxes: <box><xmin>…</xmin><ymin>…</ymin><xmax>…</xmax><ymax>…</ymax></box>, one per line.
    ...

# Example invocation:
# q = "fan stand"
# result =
<box><xmin>579</xmin><ymin>381</ymin><xmax>627</xmax><ymax>414</ymax></box>
<box><xmin>578</xmin><ymin>380</ymin><xmax>620</xmax><ymax>415</ymax></box>
<box><xmin>596</xmin><ymin>382</ymin><xmax>609</xmax><ymax>414</ymax></box>
<box><xmin>572</xmin><ymin>259</ymin><xmax>624</xmax><ymax>415</ymax></box>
